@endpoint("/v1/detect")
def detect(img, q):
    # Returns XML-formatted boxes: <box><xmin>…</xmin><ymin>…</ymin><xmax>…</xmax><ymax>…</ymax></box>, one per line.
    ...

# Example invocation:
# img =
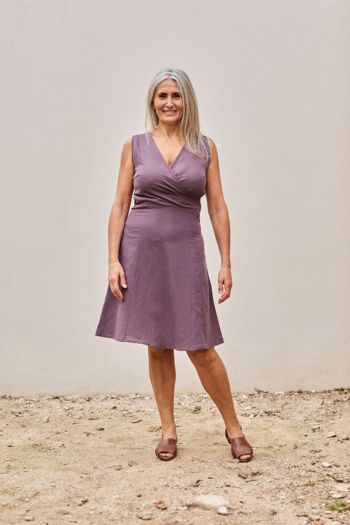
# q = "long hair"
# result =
<box><xmin>145</xmin><ymin>68</ymin><xmax>209</xmax><ymax>163</ymax></box>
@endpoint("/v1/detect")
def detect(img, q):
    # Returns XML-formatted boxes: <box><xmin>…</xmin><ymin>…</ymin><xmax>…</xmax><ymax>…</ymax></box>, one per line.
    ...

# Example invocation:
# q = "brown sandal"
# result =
<box><xmin>225</xmin><ymin>426</ymin><xmax>253</xmax><ymax>462</ymax></box>
<box><xmin>155</xmin><ymin>435</ymin><xmax>178</xmax><ymax>461</ymax></box>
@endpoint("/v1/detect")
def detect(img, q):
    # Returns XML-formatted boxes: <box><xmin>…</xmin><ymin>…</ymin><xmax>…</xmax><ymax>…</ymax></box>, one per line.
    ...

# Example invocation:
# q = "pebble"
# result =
<box><xmin>321</xmin><ymin>462</ymin><xmax>332</xmax><ymax>468</ymax></box>
<box><xmin>154</xmin><ymin>501</ymin><xmax>167</xmax><ymax>510</ymax></box>
<box><xmin>193</xmin><ymin>494</ymin><xmax>230</xmax><ymax>509</ymax></box>
<box><xmin>335</xmin><ymin>483</ymin><xmax>349</xmax><ymax>492</ymax></box>
<box><xmin>217</xmin><ymin>506</ymin><xmax>228</xmax><ymax>515</ymax></box>
<box><xmin>327</xmin><ymin>432</ymin><xmax>337</xmax><ymax>438</ymax></box>
<box><xmin>330</xmin><ymin>493</ymin><xmax>346</xmax><ymax>499</ymax></box>
<box><xmin>43</xmin><ymin>416</ymin><xmax>50</xmax><ymax>423</ymax></box>
<box><xmin>24</xmin><ymin>517</ymin><xmax>35</xmax><ymax>522</ymax></box>
<box><xmin>136</xmin><ymin>513</ymin><xmax>153</xmax><ymax>520</ymax></box>
<box><xmin>342</xmin><ymin>434</ymin><xmax>349</xmax><ymax>440</ymax></box>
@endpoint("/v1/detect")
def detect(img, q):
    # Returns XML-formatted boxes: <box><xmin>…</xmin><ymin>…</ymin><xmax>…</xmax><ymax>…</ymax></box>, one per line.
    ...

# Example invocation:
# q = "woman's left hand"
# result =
<box><xmin>218</xmin><ymin>266</ymin><xmax>232</xmax><ymax>304</ymax></box>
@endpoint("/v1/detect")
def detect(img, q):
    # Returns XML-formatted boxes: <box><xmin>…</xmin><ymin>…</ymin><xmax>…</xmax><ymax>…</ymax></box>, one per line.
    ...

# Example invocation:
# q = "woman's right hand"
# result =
<box><xmin>108</xmin><ymin>261</ymin><xmax>127</xmax><ymax>302</ymax></box>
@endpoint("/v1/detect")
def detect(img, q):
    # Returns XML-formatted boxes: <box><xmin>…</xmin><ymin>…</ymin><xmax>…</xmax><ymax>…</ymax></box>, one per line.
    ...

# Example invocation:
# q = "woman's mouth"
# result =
<box><xmin>163</xmin><ymin>110</ymin><xmax>177</xmax><ymax>115</ymax></box>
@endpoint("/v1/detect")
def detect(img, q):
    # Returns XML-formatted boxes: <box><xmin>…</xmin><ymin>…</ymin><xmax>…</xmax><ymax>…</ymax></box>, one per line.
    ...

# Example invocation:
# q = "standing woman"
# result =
<box><xmin>95</xmin><ymin>68</ymin><xmax>253</xmax><ymax>462</ymax></box>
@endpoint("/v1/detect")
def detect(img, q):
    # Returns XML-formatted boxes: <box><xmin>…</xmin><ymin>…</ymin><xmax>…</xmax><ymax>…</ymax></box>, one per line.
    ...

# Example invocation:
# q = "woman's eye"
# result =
<box><xmin>158</xmin><ymin>93</ymin><xmax>181</xmax><ymax>98</ymax></box>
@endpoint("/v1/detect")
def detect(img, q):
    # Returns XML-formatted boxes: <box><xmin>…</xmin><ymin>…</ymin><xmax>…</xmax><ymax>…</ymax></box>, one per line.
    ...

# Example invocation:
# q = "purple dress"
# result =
<box><xmin>95</xmin><ymin>132</ymin><xmax>224</xmax><ymax>351</ymax></box>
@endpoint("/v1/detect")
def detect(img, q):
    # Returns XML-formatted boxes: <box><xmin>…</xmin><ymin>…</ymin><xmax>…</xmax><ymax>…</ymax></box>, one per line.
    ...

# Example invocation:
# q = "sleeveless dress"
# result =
<box><xmin>95</xmin><ymin>132</ymin><xmax>224</xmax><ymax>351</ymax></box>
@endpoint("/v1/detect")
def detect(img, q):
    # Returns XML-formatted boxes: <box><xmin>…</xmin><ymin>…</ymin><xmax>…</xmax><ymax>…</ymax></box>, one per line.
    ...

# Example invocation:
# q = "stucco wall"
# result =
<box><xmin>1</xmin><ymin>0</ymin><xmax>349</xmax><ymax>396</ymax></box>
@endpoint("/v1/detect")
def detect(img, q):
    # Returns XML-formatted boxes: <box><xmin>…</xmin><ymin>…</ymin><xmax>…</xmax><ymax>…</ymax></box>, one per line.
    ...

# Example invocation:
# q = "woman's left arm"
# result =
<box><xmin>205</xmin><ymin>138</ymin><xmax>232</xmax><ymax>304</ymax></box>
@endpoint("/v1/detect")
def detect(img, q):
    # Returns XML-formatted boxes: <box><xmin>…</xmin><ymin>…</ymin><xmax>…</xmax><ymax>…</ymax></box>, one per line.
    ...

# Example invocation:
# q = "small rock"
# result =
<box><xmin>332</xmin><ymin>474</ymin><xmax>345</xmax><ymax>482</ymax></box>
<box><xmin>155</xmin><ymin>501</ymin><xmax>167</xmax><ymax>509</ymax></box>
<box><xmin>76</xmin><ymin>499</ymin><xmax>88</xmax><ymax>506</ymax></box>
<box><xmin>43</xmin><ymin>416</ymin><xmax>50</xmax><ymax>423</ymax></box>
<box><xmin>217</xmin><ymin>506</ymin><xmax>228</xmax><ymax>515</ymax></box>
<box><xmin>192</xmin><ymin>478</ymin><xmax>203</xmax><ymax>487</ymax></box>
<box><xmin>331</xmin><ymin>493</ymin><xmax>346</xmax><ymax>499</ymax></box>
<box><xmin>335</xmin><ymin>483</ymin><xmax>349</xmax><ymax>492</ymax></box>
<box><xmin>321</xmin><ymin>462</ymin><xmax>332</xmax><ymax>468</ymax></box>
<box><xmin>24</xmin><ymin>517</ymin><xmax>35</xmax><ymax>522</ymax></box>
<box><xmin>115</xmin><ymin>464</ymin><xmax>123</xmax><ymax>470</ymax></box>
<box><xmin>128</xmin><ymin>460</ymin><xmax>137</xmax><ymax>467</ymax></box>
<box><xmin>342</xmin><ymin>434</ymin><xmax>349</xmax><ymax>440</ymax></box>
<box><xmin>136</xmin><ymin>513</ymin><xmax>153</xmax><ymax>520</ymax></box>
<box><xmin>192</xmin><ymin>406</ymin><xmax>201</xmax><ymax>413</ymax></box>
<box><xmin>193</xmin><ymin>494</ymin><xmax>230</xmax><ymax>509</ymax></box>
<box><xmin>327</xmin><ymin>432</ymin><xmax>337</xmax><ymax>438</ymax></box>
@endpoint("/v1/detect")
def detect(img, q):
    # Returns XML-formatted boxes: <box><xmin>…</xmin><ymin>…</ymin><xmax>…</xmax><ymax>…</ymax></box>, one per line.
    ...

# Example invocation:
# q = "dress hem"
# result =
<box><xmin>95</xmin><ymin>332</ymin><xmax>224</xmax><ymax>352</ymax></box>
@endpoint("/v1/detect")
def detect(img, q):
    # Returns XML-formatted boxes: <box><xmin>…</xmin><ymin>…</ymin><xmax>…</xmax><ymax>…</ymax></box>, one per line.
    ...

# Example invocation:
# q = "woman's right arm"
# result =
<box><xmin>107</xmin><ymin>137</ymin><xmax>134</xmax><ymax>302</ymax></box>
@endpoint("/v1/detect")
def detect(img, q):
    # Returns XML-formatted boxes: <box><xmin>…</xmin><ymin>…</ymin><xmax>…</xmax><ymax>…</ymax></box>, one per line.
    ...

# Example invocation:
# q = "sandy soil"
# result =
<box><xmin>1</xmin><ymin>388</ymin><xmax>350</xmax><ymax>525</ymax></box>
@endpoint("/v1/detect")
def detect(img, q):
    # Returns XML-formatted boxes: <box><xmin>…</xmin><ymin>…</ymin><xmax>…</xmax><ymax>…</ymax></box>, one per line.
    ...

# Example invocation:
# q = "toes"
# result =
<box><xmin>159</xmin><ymin>452</ymin><xmax>172</xmax><ymax>458</ymax></box>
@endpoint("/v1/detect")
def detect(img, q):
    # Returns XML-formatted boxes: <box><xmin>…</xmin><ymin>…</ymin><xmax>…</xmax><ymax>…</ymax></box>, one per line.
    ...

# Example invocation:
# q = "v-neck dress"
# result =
<box><xmin>95</xmin><ymin>132</ymin><xmax>224</xmax><ymax>351</ymax></box>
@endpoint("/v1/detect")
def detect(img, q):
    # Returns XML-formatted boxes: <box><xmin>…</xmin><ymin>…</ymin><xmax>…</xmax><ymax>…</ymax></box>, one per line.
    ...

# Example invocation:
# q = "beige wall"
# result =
<box><xmin>1</xmin><ymin>0</ymin><xmax>349</xmax><ymax>396</ymax></box>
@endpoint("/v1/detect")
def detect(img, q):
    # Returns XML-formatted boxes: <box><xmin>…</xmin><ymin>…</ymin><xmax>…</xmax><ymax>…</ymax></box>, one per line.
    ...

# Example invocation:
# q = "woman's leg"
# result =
<box><xmin>148</xmin><ymin>346</ymin><xmax>177</xmax><ymax>459</ymax></box>
<box><xmin>187</xmin><ymin>346</ymin><xmax>251</xmax><ymax>461</ymax></box>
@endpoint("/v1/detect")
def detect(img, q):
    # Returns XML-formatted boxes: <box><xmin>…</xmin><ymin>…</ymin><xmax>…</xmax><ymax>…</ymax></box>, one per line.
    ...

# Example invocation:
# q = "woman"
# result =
<box><xmin>95</xmin><ymin>68</ymin><xmax>253</xmax><ymax>462</ymax></box>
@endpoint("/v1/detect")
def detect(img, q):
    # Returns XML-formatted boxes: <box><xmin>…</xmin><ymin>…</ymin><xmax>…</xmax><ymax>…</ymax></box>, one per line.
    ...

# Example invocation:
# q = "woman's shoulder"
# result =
<box><xmin>202</xmin><ymin>135</ymin><xmax>214</xmax><ymax>147</ymax></box>
<box><xmin>203</xmin><ymin>136</ymin><xmax>217</xmax><ymax>157</ymax></box>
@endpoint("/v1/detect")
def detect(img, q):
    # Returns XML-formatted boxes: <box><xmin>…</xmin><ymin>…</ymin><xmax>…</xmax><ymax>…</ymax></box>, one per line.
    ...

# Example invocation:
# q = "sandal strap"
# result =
<box><xmin>155</xmin><ymin>437</ymin><xmax>177</xmax><ymax>455</ymax></box>
<box><xmin>229</xmin><ymin>436</ymin><xmax>253</xmax><ymax>459</ymax></box>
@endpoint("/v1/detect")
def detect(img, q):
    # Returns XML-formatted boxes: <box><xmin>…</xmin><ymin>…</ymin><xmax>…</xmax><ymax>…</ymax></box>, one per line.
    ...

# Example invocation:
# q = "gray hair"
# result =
<box><xmin>145</xmin><ymin>68</ymin><xmax>209</xmax><ymax>162</ymax></box>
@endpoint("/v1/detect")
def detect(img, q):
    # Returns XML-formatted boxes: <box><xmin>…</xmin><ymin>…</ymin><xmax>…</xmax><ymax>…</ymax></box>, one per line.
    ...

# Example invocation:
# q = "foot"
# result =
<box><xmin>226</xmin><ymin>425</ymin><xmax>252</xmax><ymax>461</ymax></box>
<box><xmin>156</xmin><ymin>430</ymin><xmax>177</xmax><ymax>460</ymax></box>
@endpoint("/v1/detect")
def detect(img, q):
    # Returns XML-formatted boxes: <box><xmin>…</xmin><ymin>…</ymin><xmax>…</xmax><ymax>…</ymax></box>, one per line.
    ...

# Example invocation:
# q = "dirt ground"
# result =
<box><xmin>1</xmin><ymin>388</ymin><xmax>350</xmax><ymax>525</ymax></box>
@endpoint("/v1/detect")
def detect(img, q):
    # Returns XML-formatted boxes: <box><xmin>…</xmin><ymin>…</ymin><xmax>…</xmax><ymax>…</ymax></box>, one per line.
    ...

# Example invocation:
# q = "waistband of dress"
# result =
<box><xmin>131</xmin><ymin>203</ymin><xmax>200</xmax><ymax>215</ymax></box>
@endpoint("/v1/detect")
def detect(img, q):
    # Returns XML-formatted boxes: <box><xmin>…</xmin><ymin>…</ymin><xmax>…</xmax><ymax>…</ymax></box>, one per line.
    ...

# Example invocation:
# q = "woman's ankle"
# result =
<box><xmin>161</xmin><ymin>424</ymin><xmax>177</xmax><ymax>438</ymax></box>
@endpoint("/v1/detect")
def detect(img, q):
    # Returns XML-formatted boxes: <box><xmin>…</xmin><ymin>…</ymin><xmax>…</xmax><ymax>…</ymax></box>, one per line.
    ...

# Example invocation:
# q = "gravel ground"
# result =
<box><xmin>1</xmin><ymin>388</ymin><xmax>350</xmax><ymax>525</ymax></box>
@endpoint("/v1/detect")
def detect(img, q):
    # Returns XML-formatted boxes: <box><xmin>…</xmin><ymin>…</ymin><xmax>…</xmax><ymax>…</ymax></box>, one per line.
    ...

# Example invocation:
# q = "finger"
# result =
<box><xmin>218</xmin><ymin>290</ymin><xmax>230</xmax><ymax>304</ymax></box>
<box><xmin>221</xmin><ymin>281</ymin><xmax>232</xmax><ymax>296</ymax></box>
<box><xmin>110</xmin><ymin>282</ymin><xmax>123</xmax><ymax>302</ymax></box>
<box><xmin>120</xmin><ymin>271</ymin><xmax>127</xmax><ymax>289</ymax></box>
<box><xmin>218</xmin><ymin>278</ymin><xmax>224</xmax><ymax>295</ymax></box>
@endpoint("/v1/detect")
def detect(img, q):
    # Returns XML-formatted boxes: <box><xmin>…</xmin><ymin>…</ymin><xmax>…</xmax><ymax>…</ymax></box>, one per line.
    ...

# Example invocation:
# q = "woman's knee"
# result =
<box><xmin>187</xmin><ymin>347</ymin><xmax>216</xmax><ymax>367</ymax></box>
<box><xmin>148</xmin><ymin>346</ymin><xmax>174</xmax><ymax>357</ymax></box>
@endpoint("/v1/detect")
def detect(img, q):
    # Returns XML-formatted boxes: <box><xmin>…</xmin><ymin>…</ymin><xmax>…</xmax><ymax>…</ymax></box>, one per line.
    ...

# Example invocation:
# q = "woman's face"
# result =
<box><xmin>152</xmin><ymin>78</ymin><xmax>183</xmax><ymax>125</ymax></box>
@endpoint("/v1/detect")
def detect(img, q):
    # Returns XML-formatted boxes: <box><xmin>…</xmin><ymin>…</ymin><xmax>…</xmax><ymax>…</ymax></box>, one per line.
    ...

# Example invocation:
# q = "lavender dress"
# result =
<box><xmin>95</xmin><ymin>132</ymin><xmax>224</xmax><ymax>351</ymax></box>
